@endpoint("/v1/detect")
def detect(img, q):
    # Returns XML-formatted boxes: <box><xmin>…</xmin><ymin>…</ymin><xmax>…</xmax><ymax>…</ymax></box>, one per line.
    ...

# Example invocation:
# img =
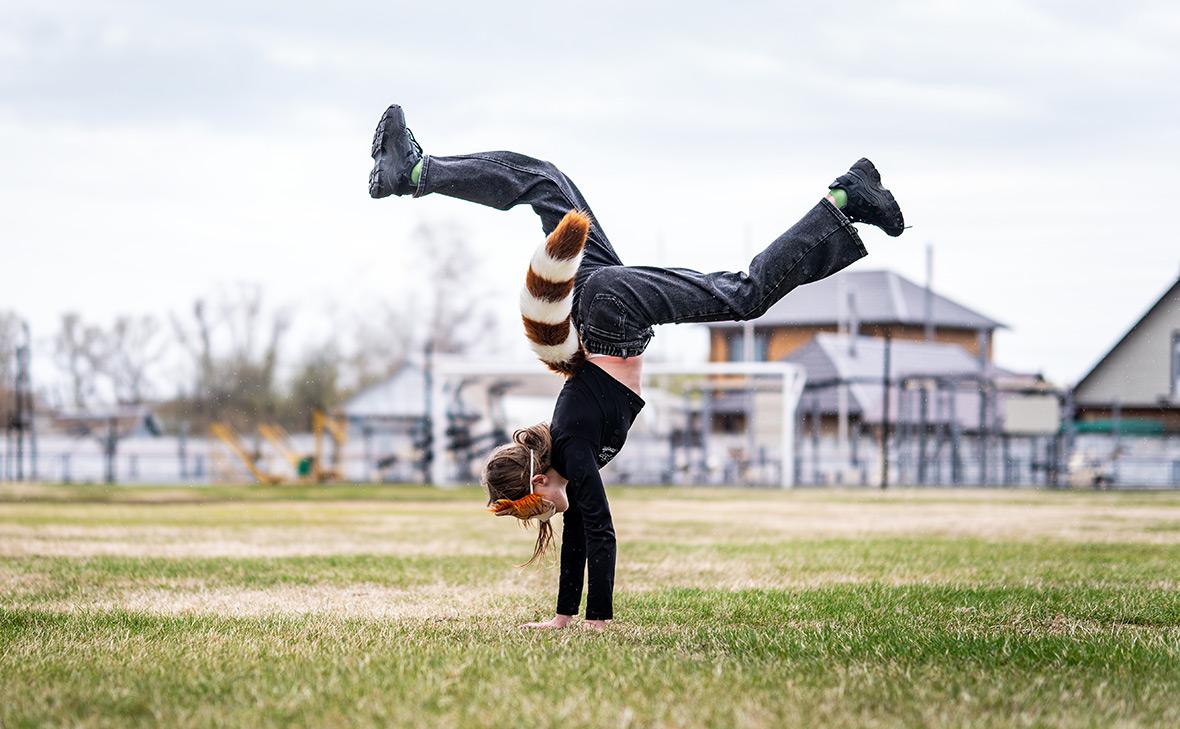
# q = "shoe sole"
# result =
<box><xmin>371</xmin><ymin>105</ymin><xmax>405</xmax><ymax>158</ymax></box>
<box><xmin>368</xmin><ymin>105</ymin><xmax>406</xmax><ymax>199</ymax></box>
<box><xmin>368</xmin><ymin>165</ymin><xmax>388</xmax><ymax>199</ymax></box>
<box><xmin>850</xmin><ymin>158</ymin><xmax>904</xmax><ymax>237</ymax></box>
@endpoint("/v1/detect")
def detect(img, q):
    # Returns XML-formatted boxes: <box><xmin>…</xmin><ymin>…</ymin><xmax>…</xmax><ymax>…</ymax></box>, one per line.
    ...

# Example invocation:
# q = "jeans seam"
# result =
<box><xmin>581</xmin><ymin>336</ymin><xmax>652</xmax><ymax>357</ymax></box>
<box><xmin>411</xmin><ymin>155</ymin><xmax>431</xmax><ymax>198</ymax></box>
<box><xmin>577</xmin><ymin>269</ymin><xmax>649</xmax><ymax>356</ymax></box>
<box><xmin>574</xmin><ymin>267</ymin><xmax>610</xmax><ymax>325</ymax></box>
<box><xmin>584</xmin><ymin>293</ymin><xmax>629</xmax><ymax>340</ymax></box>
<box><xmin>665</xmin><ymin>310</ymin><xmax>719</xmax><ymax>325</ymax></box>
<box><xmin>659</xmin><ymin>204</ymin><xmax>861</xmax><ymax>325</ymax></box>
<box><xmin>743</xmin><ymin>228</ymin><xmax>840</xmax><ymax>318</ymax></box>
<box><xmin>465</xmin><ymin>154</ymin><xmax>584</xmax><ymax>213</ymax></box>
<box><xmin>822</xmin><ymin>197</ymin><xmax>867</xmax><ymax>256</ymax></box>
<box><xmin>740</xmin><ymin>199</ymin><xmax>864</xmax><ymax>318</ymax></box>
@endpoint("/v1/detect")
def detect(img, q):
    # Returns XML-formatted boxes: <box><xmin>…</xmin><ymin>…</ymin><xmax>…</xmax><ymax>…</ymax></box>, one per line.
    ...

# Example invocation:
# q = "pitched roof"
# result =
<box><xmin>787</xmin><ymin>334</ymin><xmax>978</xmax><ymax>421</ymax></box>
<box><xmin>341</xmin><ymin>361</ymin><xmax>564</xmax><ymax>420</ymax></box>
<box><xmin>1074</xmin><ymin>275</ymin><xmax>1180</xmax><ymax>394</ymax></box>
<box><xmin>341</xmin><ymin>362</ymin><xmax>426</xmax><ymax>419</ymax></box>
<box><xmin>709</xmin><ymin>269</ymin><xmax>1004</xmax><ymax>330</ymax></box>
<box><xmin>783</xmin><ymin>333</ymin><xmax>1037</xmax><ymax>425</ymax></box>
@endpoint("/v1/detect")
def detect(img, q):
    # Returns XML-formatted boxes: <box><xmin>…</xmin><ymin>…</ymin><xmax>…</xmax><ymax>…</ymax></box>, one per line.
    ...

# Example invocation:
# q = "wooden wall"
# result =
<box><xmin>711</xmin><ymin>324</ymin><xmax>994</xmax><ymax>362</ymax></box>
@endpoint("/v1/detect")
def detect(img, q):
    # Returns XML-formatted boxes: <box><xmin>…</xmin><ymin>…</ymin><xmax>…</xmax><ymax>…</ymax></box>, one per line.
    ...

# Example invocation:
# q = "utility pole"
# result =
<box><xmin>924</xmin><ymin>244</ymin><xmax>934</xmax><ymax>341</ymax></box>
<box><xmin>421</xmin><ymin>340</ymin><xmax>434</xmax><ymax>485</ymax></box>
<box><xmin>880</xmin><ymin>333</ymin><xmax>892</xmax><ymax>489</ymax></box>
<box><xmin>1057</xmin><ymin>389</ymin><xmax>1076</xmax><ymax>487</ymax></box>
<box><xmin>836</xmin><ymin>278</ymin><xmax>849</xmax><ymax>479</ymax></box>
<box><xmin>1111</xmin><ymin>396</ymin><xmax>1122</xmax><ymax>485</ymax></box>
<box><xmin>104</xmin><ymin>416</ymin><xmax>117</xmax><ymax>484</ymax></box>
<box><xmin>13</xmin><ymin>322</ymin><xmax>33</xmax><ymax>482</ymax></box>
<box><xmin>848</xmin><ymin>292</ymin><xmax>859</xmax><ymax>356</ymax></box>
<box><xmin>24</xmin><ymin>322</ymin><xmax>36</xmax><ymax>481</ymax></box>
<box><xmin>14</xmin><ymin>343</ymin><xmax>25</xmax><ymax>482</ymax></box>
<box><xmin>742</xmin><ymin>224</ymin><xmax>756</xmax><ymax>481</ymax></box>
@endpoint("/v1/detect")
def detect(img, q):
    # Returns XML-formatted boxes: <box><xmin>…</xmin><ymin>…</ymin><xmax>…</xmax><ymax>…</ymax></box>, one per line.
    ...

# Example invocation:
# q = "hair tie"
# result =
<box><xmin>486</xmin><ymin>447</ymin><xmax>553</xmax><ymax>523</ymax></box>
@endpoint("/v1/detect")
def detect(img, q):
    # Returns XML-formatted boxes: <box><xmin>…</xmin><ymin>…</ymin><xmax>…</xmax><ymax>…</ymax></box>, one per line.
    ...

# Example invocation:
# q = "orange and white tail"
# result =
<box><xmin>519</xmin><ymin>210</ymin><xmax>590</xmax><ymax>377</ymax></box>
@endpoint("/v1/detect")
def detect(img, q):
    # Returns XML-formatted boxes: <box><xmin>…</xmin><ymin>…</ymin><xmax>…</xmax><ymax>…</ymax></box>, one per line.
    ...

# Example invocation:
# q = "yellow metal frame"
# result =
<box><xmin>209</xmin><ymin>423</ymin><xmax>283</xmax><ymax>485</ymax></box>
<box><xmin>312</xmin><ymin>410</ymin><xmax>348</xmax><ymax>482</ymax></box>
<box><xmin>209</xmin><ymin>413</ymin><xmax>347</xmax><ymax>485</ymax></box>
<box><xmin>258</xmin><ymin>423</ymin><xmax>303</xmax><ymax>473</ymax></box>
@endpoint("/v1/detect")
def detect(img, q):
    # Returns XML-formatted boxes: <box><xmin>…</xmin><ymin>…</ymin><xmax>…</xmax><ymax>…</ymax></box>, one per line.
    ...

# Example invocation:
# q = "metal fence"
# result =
<box><xmin>3</xmin><ymin>430</ymin><xmax>1179</xmax><ymax>490</ymax></box>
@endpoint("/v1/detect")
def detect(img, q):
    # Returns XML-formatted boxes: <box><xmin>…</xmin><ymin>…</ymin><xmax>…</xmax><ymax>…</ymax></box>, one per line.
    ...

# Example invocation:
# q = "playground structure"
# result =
<box><xmin>209</xmin><ymin>423</ymin><xmax>283</xmax><ymax>484</ymax></box>
<box><xmin>3</xmin><ymin>337</ymin><xmax>1177</xmax><ymax>488</ymax></box>
<box><xmin>425</xmin><ymin>358</ymin><xmax>808</xmax><ymax>487</ymax></box>
<box><xmin>442</xmin><ymin>378</ymin><xmax>513</xmax><ymax>481</ymax></box>
<box><xmin>209</xmin><ymin>410</ymin><xmax>349</xmax><ymax>485</ymax></box>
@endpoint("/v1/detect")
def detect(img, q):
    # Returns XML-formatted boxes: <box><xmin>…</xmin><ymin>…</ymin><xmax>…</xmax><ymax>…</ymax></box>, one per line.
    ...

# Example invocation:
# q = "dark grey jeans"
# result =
<box><xmin>416</xmin><ymin>151</ymin><xmax>867</xmax><ymax>357</ymax></box>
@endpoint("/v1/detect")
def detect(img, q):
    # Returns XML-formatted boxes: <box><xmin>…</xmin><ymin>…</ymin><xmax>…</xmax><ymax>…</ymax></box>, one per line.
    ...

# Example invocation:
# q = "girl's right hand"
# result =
<box><xmin>519</xmin><ymin>614</ymin><xmax>574</xmax><ymax>630</ymax></box>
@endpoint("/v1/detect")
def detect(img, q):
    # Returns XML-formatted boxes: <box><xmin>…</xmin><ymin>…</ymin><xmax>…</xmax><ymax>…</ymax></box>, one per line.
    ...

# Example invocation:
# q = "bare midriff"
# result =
<box><xmin>586</xmin><ymin>354</ymin><xmax>643</xmax><ymax>396</ymax></box>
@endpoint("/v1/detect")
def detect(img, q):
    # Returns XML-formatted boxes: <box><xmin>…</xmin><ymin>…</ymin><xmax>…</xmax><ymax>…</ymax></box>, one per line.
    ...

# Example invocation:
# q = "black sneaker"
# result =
<box><xmin>830</xmin><ymin>158</ymin><xmax>905</xmax><ymax>237</ymax></box>
<box><xmin>369</xmin><ymin>104</ymin><xmax>423</xmax><ymax>198</ymax></box>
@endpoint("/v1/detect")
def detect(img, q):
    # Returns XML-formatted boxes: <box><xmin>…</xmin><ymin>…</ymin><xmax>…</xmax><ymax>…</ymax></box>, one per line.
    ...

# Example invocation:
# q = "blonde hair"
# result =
<box><xmin>482</xmin><ymin>423</ymin><xmax>555</xmax><ymax>565</ymax></box>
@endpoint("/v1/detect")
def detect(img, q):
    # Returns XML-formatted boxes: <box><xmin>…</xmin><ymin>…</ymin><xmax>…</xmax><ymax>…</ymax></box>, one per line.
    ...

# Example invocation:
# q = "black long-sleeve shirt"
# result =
<box><xmin>549</xmin><ymin>361</ymin><xmax>645</xmax><ymax>620</ymax></box>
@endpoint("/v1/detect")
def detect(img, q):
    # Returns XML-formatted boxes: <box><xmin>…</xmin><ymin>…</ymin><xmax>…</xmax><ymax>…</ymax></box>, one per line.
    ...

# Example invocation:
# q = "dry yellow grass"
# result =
<box><xmin>4</xmin><ymin>490</ymin><xmax>1180</xmax><ymax>565</ymax></box>
<box><xmin>5</xmin><ymin>485</ymin><xmax>1180</xmax><ymax>728</ymax></box>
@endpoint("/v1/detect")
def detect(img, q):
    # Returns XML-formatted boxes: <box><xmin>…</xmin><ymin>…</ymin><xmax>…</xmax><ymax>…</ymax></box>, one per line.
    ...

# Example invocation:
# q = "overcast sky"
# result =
<box><xmin>3</xmin><ymin>0</ymin><xmax>1178</xmax><ymax>388</ymax></box>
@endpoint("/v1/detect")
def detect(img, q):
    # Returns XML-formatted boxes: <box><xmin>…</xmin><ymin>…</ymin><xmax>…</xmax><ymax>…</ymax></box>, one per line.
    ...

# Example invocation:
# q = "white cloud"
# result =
<box><xmin>1</xmin><ymin>0</ymin><xmax>1178</xmax><ymax>389</ymax></box>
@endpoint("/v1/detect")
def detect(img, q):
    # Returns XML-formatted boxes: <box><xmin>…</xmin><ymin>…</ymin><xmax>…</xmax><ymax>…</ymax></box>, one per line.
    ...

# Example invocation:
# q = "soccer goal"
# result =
<box><xmin>427</xmin><ymin>358</ymin><xmax>806</xmax><ymax>488</ymax></box>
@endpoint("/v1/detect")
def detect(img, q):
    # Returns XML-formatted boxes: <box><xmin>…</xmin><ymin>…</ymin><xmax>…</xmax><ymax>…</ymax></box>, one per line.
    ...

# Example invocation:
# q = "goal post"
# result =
<box><xmin>429</xmin><ymin>358</ymin><xmax>807</xmax><ymax>488</ymax></box>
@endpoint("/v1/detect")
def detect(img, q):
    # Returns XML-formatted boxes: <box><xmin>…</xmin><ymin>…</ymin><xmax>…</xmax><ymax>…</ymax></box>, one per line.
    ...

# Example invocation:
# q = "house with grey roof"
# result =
<box><xmin>341</xmin><ymin>361</ymin><xmax>429</xmax><ymax>425</ymax></box>
<box><xmin>707</xmin><ymin>269</ymin><xmax>1004</xmax><ymax>364</ymax></box>
<box><xmin>1074</xmin><ymin>274</ymin><xmax>1180</xmax><ymax>433</ymax></box>
<box><xmin>700</xmin><ymin>325</ymin><xmax>1058</xmax><ymax>485</ymax></box>
<box><xmin>786</xmin><ymin>333</ymin><xmax>1052</xmax><ymax>430</ymax></box>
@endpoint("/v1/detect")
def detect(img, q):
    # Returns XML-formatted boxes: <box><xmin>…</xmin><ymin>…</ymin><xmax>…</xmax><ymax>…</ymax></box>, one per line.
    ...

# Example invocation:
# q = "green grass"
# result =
<box><xmin>3</xmin><ymin>483</ymin><xmax>1180</xmax><ymax>728</ymax></box>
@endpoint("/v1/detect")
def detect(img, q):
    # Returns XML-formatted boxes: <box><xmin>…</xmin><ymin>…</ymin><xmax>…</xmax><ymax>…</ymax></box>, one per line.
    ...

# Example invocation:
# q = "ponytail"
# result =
<box><xmin>481</xmin><ymin>423</ymin><xmax>557</xmax><ymax>565</ymax></box>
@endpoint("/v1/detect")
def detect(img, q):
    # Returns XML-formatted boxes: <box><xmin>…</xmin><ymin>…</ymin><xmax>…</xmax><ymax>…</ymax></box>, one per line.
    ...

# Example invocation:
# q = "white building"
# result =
<box><xmin>1074</xmin><ymin>274</ymin><xmax>1180</xmax><ymax>433</ymax></box>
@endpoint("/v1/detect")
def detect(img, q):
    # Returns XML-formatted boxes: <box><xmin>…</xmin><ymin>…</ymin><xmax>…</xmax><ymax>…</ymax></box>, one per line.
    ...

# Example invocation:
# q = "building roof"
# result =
<box><xmin>341</xmin><ymin>362</ymin><xmax>427</xmax><ymax>420</ymax></box>
<box><xmin>1074</xmin><ymin>274</ymin><xmax>1180</xmax><ymax>406</ymax></box>
<box><xmin>788</xmin><ymin>334</ymin><xmax>980</xmax><ymax>422</ymax></box>
<box><xmin>709</xmin><ymin>269</ymin><xmax>1004</xmax><ymax>331</ymax></box>
<box><xmin>52</xmin><ymin>405</ymin><xmax>163</xmax><ymax>438</ymax></box>
<box><xmin>340</xmin><ymin>360</ymin><xmax>565</xmax><ymax>421</ymax></box>
<box><xmin>783</xmin><ymin>333</ymin><xmax>1040</xmax><ymax>426</ymax></box>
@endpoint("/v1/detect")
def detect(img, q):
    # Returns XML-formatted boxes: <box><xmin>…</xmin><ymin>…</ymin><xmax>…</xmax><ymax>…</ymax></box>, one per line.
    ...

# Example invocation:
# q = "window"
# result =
<box><xmin>1172</xmin><ymin>332</ymin><xmax>1180</xmax><ymax>401</ymax></box>
<box><xmin>726</xmin><ymin>329</ymin><xmax>770</xmax><ymax>361</ymax></box>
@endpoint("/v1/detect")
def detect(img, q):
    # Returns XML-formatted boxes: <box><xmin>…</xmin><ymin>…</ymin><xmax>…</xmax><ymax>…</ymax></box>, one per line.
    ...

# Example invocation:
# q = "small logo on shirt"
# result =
<box><xmin>598</xmin><ymin>446</ymin><xmax>618</xmax><ymax>465</ymax></box>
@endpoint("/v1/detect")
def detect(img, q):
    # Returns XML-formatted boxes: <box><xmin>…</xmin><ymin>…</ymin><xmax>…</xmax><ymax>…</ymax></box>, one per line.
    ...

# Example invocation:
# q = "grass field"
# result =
<box><xmin>3</xmin><ymin>483</ymin><xmax>1180</xmax><ymax>728</ymax></box>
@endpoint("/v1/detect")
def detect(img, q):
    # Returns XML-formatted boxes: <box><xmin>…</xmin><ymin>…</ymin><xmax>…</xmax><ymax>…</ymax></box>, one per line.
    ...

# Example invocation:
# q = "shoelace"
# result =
<box><xmin>405</xmin><ymin>127</ymin><xmax>423</xmax><ymax>155</ymax></box>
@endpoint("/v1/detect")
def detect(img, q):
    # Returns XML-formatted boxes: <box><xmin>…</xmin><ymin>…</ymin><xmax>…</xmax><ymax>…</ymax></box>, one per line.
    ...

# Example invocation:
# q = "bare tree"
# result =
<box><xmin>0</xmin><ymin>311</ymin><xmax>22</xmax><ymax>418</ymax></box>
<box><xmin>332</xmin><ymin>223</ymin><xmax>495</xmax><ymax>399</ymax></box>
<box><xmin>283</xmin><ymin>344</ymin><xmax>343</xmax><ymax>427</ymax></box>
<box><xmin>53</xmin><ymin>313</ymin><xmax>105</xmax><ymax>411</ymax></box>
<box><xmin>153</xmin><ymin>224</ymin><xmax>496</xmax><ymax>430</ymax></box>
<box><xmin>103</xmin><ymin>314</ymin><xmax>169</xmax><ymax>405</ymax></box>
<box><xmin>345</xmin><ymin>302</ymin><xmax>413</xmax><ymax>393</ymax></box>
<box><xmin>171</xmin><ymin>284</ymin><xmax>292</xmax><ymax>429</ymax></box>
<box><xmin>409</xmin><ymin>221</ymin><xmax>497</xmax><ymax>355</ymax></box>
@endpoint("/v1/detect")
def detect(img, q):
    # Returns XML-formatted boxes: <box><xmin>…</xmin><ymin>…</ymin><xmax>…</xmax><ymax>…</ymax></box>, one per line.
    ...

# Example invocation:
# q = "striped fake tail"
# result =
<box><xmin>520</xmin><ymin>210</ymin><xmax>590</xmax><ymax>376</ymax></box>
